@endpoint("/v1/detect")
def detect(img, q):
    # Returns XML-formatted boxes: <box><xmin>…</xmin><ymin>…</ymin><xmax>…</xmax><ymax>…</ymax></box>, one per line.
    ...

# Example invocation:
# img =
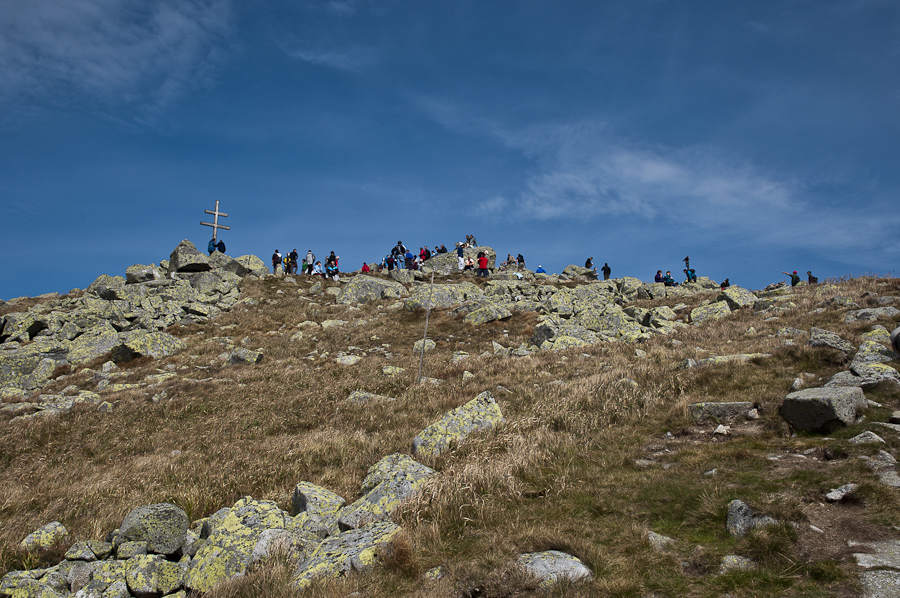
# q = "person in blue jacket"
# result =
<box><xmin>535</xmin><ymin>265</ymin><xmax>546</xmax><ymax>273</ymax></box>
<box><xmin>208</xmin><ymin>238</ymin><xmax>216</xmax><ymax>255</ymax></box>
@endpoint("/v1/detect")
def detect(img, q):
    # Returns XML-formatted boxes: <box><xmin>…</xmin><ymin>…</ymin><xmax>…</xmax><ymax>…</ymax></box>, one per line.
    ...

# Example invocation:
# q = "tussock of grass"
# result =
<box><xmin>1</xmin><ymin>274</ymin><xmax>899</xmax><ymax>597</ymax></box>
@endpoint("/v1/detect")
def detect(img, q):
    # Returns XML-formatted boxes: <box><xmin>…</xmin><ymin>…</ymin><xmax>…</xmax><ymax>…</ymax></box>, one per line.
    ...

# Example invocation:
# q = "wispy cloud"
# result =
<box><xmin>416</xmin><ymin>97</ymin><xmax>900</xmax><ymax>257</ymax></box>
<box><xmin>282</xmin><ymin>43</ymin><xmax>380</xmax><ymax>72</ymax></box>
<box><xmin>325</xmin><ymin>1</ymin><xmax>356</xmax><ymax>17</ymax></box>
<box><xmin>0</xmin><ymin>0</ymin><xmax>233</xmax><ymax>118</ymax></box>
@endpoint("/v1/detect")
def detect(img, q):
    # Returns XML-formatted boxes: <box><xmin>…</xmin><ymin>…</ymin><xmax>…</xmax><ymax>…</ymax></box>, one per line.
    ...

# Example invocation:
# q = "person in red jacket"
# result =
<box><xmin>361</xmin><ymin>263</ymin><xmax>370</xmax><ymax>273</ymax></box>
<box><xmin>477</xmin><ymin>253</ymin><xmax>489</xmax><ymax>277</ymax></box>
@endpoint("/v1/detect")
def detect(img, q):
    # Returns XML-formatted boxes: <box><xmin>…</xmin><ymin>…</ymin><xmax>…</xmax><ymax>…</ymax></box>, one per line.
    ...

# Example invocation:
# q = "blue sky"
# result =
<box><xmin>2</xmin><ymin>0</ymin><xmax>898</xmax><ymax>300</ymax></box>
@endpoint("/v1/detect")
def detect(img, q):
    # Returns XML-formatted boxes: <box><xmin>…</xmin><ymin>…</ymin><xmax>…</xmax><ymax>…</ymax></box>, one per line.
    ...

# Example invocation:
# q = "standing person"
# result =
<box><xmin>457</xmin><ymin>243</ymin><xmax>465</xmax><ymax>271</ymax></box>
<box><xmin>517</xmin><ymin>253</ymin><xmax>525</xmax><ymax>271</ymax></box>
<box><xmin>392</xmin><ymin>241</ymin><xmax>407</xmax><ymax>268</ymax></box>
<box><xmin>807</xmin><ymin>271</ymin><xmax>818</xmax><ymax>284</ymax></box>
<box><xmin>208</xmin><ymin>238</ymin><xmax>217</xmax><ymax>255</ymax></box>
<box><xmin>305</xmin><ymin>250</ymin><xmax>315</xmax><ymax>275</ymax></box>
<box><xmin>477</xmin><ymin>253</ymin><xmax>489</xmax><ymax>277</ymax></box>
<box><xmin>601</xmin><ymin>262</ymin><xmax>611</xmax><ymax>280</ymax></box>
<box><xmin>683</xmin><ymin>256</ymin><xmax>690</xmax><ymax>271</ymax></box>
<box><xmin>216</xmin><ymin>239</ymin><xmax>226</xmax><ymax>254</ymax></box>
<box><xmin>289</xmin><ymin>249</ymin><xmax>299</xmax><ymax>275</ymax></box>
<box><xmin>272</xmin><ymin>249</ymin><xmax>282</xmax><ymax>274</ymax></box>
<box><xmin>782</xmin><ymin>270</ymin><xmax>801</xmax><ymax>286</ymax></box>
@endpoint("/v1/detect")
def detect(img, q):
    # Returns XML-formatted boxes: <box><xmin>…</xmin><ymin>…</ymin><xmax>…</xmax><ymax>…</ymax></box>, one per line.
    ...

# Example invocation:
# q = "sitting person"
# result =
<box><xmin>361</xmin><ymin>262</ymin><xmax>370</xmax><ymax>273</ymax></box>
<box><xmin>655</xmin><ymin>270</ymin><xmax>664</xmax><ymax>283</ymax></box>
<box><xmin>463</xmin><ymin>257</ymin><xmax>475</xmax><ymax>271</ymax></box>
<box><xmin>663</xmin><ymin>271</ymin><xmax>678</xmax><ymax>286</ymax></box>
<box><xmin>313</xmin><ymin>261</ymin><xmax>325</xmax><ymax>277</ymax></box>
<box><xmin>535</xmin><ymin>265</ymin><xmax>546</xmax><ymax>273</ymax></box>
<box><xmin>720</xmin><ymin>278</ymin><xmax>730</xmax><ymax>289</ymax></box>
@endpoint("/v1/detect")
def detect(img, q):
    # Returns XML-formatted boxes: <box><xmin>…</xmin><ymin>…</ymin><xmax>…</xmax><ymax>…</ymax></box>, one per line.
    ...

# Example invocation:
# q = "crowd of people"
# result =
<box><xmin>262</xmin><ymin>238</ymin><xmax>819</xmax><ymax>289</ymax></box>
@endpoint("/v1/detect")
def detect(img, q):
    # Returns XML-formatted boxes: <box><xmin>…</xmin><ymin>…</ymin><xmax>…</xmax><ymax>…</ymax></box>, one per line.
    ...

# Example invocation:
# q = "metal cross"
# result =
<box><xmin>201</xmin><ymin>200</ymin><xmax>230</xmax><ymax>241</ymax></box>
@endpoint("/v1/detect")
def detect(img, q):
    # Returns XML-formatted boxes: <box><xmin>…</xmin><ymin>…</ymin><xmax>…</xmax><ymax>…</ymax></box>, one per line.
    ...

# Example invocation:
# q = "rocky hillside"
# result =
<box><xmin>1</xmin><ymin>241</ymin><xmax>899</xmax><ymax>598</ymax></box>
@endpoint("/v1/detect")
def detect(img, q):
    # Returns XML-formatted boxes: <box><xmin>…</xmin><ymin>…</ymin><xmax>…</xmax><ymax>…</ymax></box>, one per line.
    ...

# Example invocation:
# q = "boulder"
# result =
<box><xmin>420</xmin><ymin>246</ymin><xmax>497</xmax><ymax>275</ymax></box>
<box><xmin>291</xmin><ymin>482</ymin><xmax>346</xmax><ymax>523</ymax></box>
<box><xmin>688</xmin><ymin>402</ymin><xmax>755</xmax><ymax>423</ymax></box>
<box><xmin>851</xmin><ymin>340</ymin><xmax>899</xmax><ymax>368</ymax></box>
<box><xmin>0</xmin><ymin>340</ymin><xmax>68</xmax><ymax>390</ymax></box>
<box><xmin>86</xmin><ymin>274</ymin><xmax>126</xmax><ymax>299</ymax></box>
<box><xmin>117</xmin><ymin>503</ymin><xmax>189</xmax><ymax>555</ymax></box>
<box><xmin>562</xmin><ymin>265</ymin><xmax>597</xmax><ymax>279</ymax></box>
<box><xmin>111</xmin><ymin>330</ymin><xmax>186</xmax><ymax>362</ymax></box>
<box><xmin>124</xmin><ymin>554</ymin><xmax>186</xmax><ymax>596</ymax></box>
<box><xmin>20</xmin><ymin>521</ymin><xmax>68</xmax><ymax>551</ymax></box>
<box><xmin>293</xmin><ymin>520</ymin><xmax>401</xmax><ymax>589</ymax></box>
<box><xmin>780</xmin><ymin>386</ymin><xmax>866</xmax><ymax>433</ymax></box>
<box><xmin>716</xmin><ymin>286</ymin><xmax>757</xmax><ymax>310</ymax></box>
<box><xmin>336</xmin><ymin>276</ymin><xmax>408</xmax><ymax>304</ymax></box>
<box><xmin>68</xmin><ymin>322</ymin><xmax>120</xmax><ymax>365</ymax></box>
<box><xmin>726</xmin><ymin>500</ymin><xmax>776</xmax><ymax>538</ymax></box>
<box><xmin>517</xmin><ymin>550</ymin><xmax>593</xmax><ymax>588</ymax></box>
<box><xmin>227</xmin><ymin>348</ymin><xmax>263</xmax><ymax>365</ymax></box>
<box><xmin>844</xmin><ymin>307</ymin><xmax>900</xmax><ymax>323</ymax></box>
<box><xmin>463</xmin><ymin>304</ymin><xmax>512</xmax><ymax>325</ymax></box>
<box><xmin>388</xmin><ymin>269</ymin><xmax>417</xmax><ymax>283</ymax></box>
<box><xmin>412</xmin><ymin>391</ymin><xmax>504</xmax><ymax>457</ymax></box>
<box><xmin>404</xmin><ymin>282</ymin><xmax>483</xmax><ymax>310</ymax></box>
<box><xmin>169</xmin><ymin>240</ymin><xmax>212</xmax><ymax>273</ymax></box>
<box><xmin>337</xmin><ymin>454</ymin><xmax>435</xmax><ymax>531</ymax></box>
<box><xmin>690</xmin><ymin>302</ymin><xmax>731</xmax><ymax>323</ymax></box>
<box><xmin>807</xmin><ymin>327</ymin><xmax>855</xmax><ymax>353</ymax></box>
<box><xmin>125</xmin><ymin>264</ymin><xmax>163</xmax><ymax>285</ymax></box>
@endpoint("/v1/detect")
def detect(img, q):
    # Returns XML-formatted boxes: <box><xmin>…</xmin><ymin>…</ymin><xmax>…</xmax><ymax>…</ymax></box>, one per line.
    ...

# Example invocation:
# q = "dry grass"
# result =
<box><xmin>1</xmin><ymin>274</ymin><xmax>899</xmax><ymax>597</ymax></box>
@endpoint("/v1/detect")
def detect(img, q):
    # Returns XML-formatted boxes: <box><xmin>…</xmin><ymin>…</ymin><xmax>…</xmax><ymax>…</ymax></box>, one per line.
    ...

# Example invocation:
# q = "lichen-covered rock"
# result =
<box><xmin>111</xmin><ymin>330</ymin><xmax>186</xmax><ymax>362</ymax></box>
<box><xmin>336</xmin><ymin>276</ymin><xmax>409</xmax><ymax>304</ymax></box>
<box><xmin>169</xmin><ymin>240</ymin><xmax>212</xmax><ymax>273</ymax></box>
<box><xmin>291</xmin><ymin>482</ymin><xmax>346</xmax><ymax>522</ymax></box>
<box><xmin>186</xmin><ymin>498</ymin><xmax>287</xmax><ymax>593</ymax></box>
<box><xmin>690</xmin><ymin>302</ymin><xmax>731</xmax><ymax>323</ymax></box>
<box><xmin>227</xmin><ymin>348</ymin><xmax>263</xmax><ymax>365</ymax></box>
<box><xmin>293</xmin><ymin>520</ymin><xmax>401</xmax><ymax>589</ymax></box>
<box><xmin>540</xmin><ymin>336</ymin><xmax>590</xmax><ymax>351</ymax></box>
<box><xmin>716</xmin><ymin>286</ymin><xmax>757</xmax><ymax>310</ymax></box>
<box><xmin>117</xmin><ymin>503</ymin><xmax>189</xmax><ymax>555</ymax></box>
<box><xmin>124</xmin><ymin>554</ymin><xmax>186</xmax><ymax>596</ymax></box>
<box><xmin>420</xmin><ymin>246</ymin><xmax>496</xmax><ymax>275</ymax></box>
<box><xmin>20</xmin><ymin>521</ymin><xmax>68</xmax><ymax>550</ymax></box>
<box><xmin>0</xmin><ymin>341</ymin><xmax>68</xmax><ymax>391</ymax></box>
<box><xmin>726</xmin><ymin>500</ymin><xmax>776</xmax><ymax>538</ymax></box>
<box><xmin>345</xmin><ymin>390</ymin><xmax>395</xmax><ymax>403</ymax></box>
<box><xmin>807</xmin><ymin>327</ymin><xmax>855</xmax><ymax>353</ymax></box>
<box><xmin>68</xmin><ymin>322</ymin><xmax>120</xmax><ymax>365</ymax></box>
<box><xmin>412</xmin><ymin>391</ymin><xmax>504</xmax><ymax>457</ymax></box>
<box><xmin>517</xmin><ymin>550</ymin><xmax>593</xmax><ymax>588</ymax></box>
<box><xmin>695</xmin><ymin>353</ymin><xmax>771</xmax><ymax>367</ymax></box>
<box><xmin>689</xmin><ymin>402</ymin><xmax>755</xmax><ymax>423</ymax></box>
<box><xmin>562</xmin><ymin>265</ymin><xmax>597</xmax><ymax>279</ymax></box>
<box><xmin>780</xmin><ymin>386</ymin><xmax>866</xmax><ymax>433</ymax></box>
<box><xmin>125</xmin><ymin>264</ymin><xmax>163</xmax><ymax>285</ymax></box>
<box><xmin>464</xmin><ymin>304</ymin><xmax>512</xmax><ymax>325</ymax></box>
<box><xmin>851</xmin><ymin>340</ymin><xmax>899</xmax><ymax>368</ymax></box>
<box><xmin>404</xmin><ymin>282</ymin><xmax>483</xmax><ymax>310</ymax></box>
<box><xmin>337</xmin><ymin>454</ymin><xmax>435</xmax><ymax>530</ymax></box>
<box><xmin>844</xmin><ymin>307</ymin><xmax>900</xmax><ymax>323</ymax></box>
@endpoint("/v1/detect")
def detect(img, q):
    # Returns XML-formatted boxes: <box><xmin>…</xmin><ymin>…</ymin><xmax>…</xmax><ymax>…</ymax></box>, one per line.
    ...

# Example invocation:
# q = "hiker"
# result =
<box><xmin>361</xmin><ymin>262</ymin><xmax>370</xmax><ymax>273</ymax></box>
<box><xmin>684</xmin><ymin>268</ymin><xmax>697</xmax><ymax>283</ymax></box>
<box><xmin>438</xmin><ymin>244</ymin><xmax>447</xmax><ymax>253</ymax></box>
<box><xmin>208</xmin><ymin>238</ymin><xmax>217</xmax><ymax>255</ymax></box>
<box><xmin>663</xmin><ymin>271</ymin><xmax>678</xmax><ymax>286</ymax></box>
<box><xmin>506</xmin><ymin>254</ymin><xmax>514</xmax><ymax>269</ymax></box>
<box><xmin>517</xmin><ymin>254</ymin><xmax>525</xmax><ymax>271</ymax></box>
<box><xmin>585</xmin><ymin>257</ymin><xmax>594</xmax><ymax>269</ymax></box>
<box><xmin>807</xmin><ymin>271</ymin><xmax>818</xmax><ymax>284</ymax></box>
<box><xmin>655</xmin><ymin>270</ymin><xmax>664</xmax><ymax>283</ymax></box>
<box><xmin>272</xmin><ymin>249</ymin><xmax>282</xmax><ymax>274</ymax></box>
<box><xmin>720</xmin><ymin>278</ymin><xmax>730</xmax><ymax>289</ymax></box>
<box><xmin>288</xmin><ymin>249</ymin><xmax>299</xmax><ymax>274</ymax></box>
<box><xmin>457</xmin><ymin>243</ymin><xmax>465</xmax><ymax>271</ymax></box>
<box><xmin>782</xmin><ymin>270</ymin><xmax>801</xmax><ymax>286</ymax></box>
<box><xmin>313</xmin><ymin>261</ymin><xmax>325</xmax><ymax>277</ymax></box>
<box><xmin>404</xmin><ymin>250</ymin><xmax>414</xmax><ymax>269</ymax></box>
<box><xmin>305</xmin><ymin>250</ymin><xmax>315</xmax><ymax>275</ymax></box>
<box><xmin>216</xmin><ymin>239</ymin><xmax>226</xmax><ymax>254</ymax></box>
<box><xmin>601</xmin><ymin>263</ymin><xmax>611</xmax><ymax>280</ymax></box>
<box><xmin>385</xmin><ymin>254</ymin><xmax>395</xmax><ymax>271</ymax></box>
<box><xmin>477</xmin><ymin>253</ymin><xmax>489</xmax><ymax>277</ymax></box>
<box><xmin>392</xmin><ymin>241</ymin><xmax>407</xmax><ymax>268</ymax></box>
<box><xmin>535</xmin><ymin>265</ymin><xmax>546</xmax><ymax>273</ymax></box>
<box><xmin>464</xmin><ymin>257</ymin><xmax>475</xmax><ymax>271</ymax></box>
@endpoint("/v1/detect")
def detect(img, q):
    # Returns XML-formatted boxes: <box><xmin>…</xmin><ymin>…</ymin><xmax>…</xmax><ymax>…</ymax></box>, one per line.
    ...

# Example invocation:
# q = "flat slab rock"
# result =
<box><xmin>689</xmin><ymin>402</ymin><xmax>754</xmax><ymax>423</ymax></box>
<box><xmin>517</xmin><ymin>550</ymin><xmax>593</xmax><ymax>588</ymax></box>
<box><xmin>780</xmin><ymin>386</ymin><xmax>866</xmax><ymax>433</ymax></box>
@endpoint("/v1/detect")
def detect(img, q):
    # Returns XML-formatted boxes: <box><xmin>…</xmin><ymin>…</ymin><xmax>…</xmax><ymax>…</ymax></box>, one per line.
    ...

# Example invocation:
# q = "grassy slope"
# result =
<box><xmin>1</xmin><ymin>274</ymin><xmax>899</xmax><ymax>597</ymax></box>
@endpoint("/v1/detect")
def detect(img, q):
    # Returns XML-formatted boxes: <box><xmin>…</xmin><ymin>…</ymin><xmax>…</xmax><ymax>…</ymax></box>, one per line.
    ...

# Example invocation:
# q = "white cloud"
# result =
<box><xmin>282</xmin><ymin>43</ymin><xmax>379</xmax><ymax>72</ymax></box>
<box><xmin>325</xmin><ymin>1</ymin><xmax>356</xmax><ymax>17</ymax></box>
<box><xmin>0</xmin><ymin>0</ymin><xmax>233</xmax><ymax>116</ymax></box>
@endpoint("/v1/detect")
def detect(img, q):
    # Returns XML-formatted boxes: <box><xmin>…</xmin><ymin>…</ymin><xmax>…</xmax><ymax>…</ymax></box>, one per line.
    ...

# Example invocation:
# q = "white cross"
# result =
<box><xmin>201</xmin><ymin>200</ymin><xmax>231</xmax><ymax>241</ymax></box>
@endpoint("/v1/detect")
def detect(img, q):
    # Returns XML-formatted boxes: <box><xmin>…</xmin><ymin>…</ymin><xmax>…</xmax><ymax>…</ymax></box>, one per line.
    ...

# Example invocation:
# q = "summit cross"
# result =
<box><xmin>201</xmin><ymin>200</ymin><xmax>231</xmax><ymax>241</ymax></box>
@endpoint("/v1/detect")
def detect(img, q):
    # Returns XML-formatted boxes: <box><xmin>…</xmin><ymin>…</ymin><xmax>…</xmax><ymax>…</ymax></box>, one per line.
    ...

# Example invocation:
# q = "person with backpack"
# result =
<box><xmin>272</xmin><ymin>249</ymin><xmax>282</xmax><ymax>274</ymax></box>
<box><xmin>517</xmin><ymin>254</ymin><xmax>525</xmax><ymax>271</ymax></box>
<box><xmin>807</xmin><ymin>271</ymin><xmax>818</xmax><ymax>284</ymax></box>
<box><xmin>216</xmin><ymin>239</ymin><xmax>226</xmax><ymax>254</ymax></box>
<box><xmin>782</xmin><ymin>270</ymin><xmax>801</xmax><ymax>286</ymax></box>
<box><xmin>288</xmin><ymin>249</ymin><xmax>299</xmax><ymax>274</ymax></box>
<box><xmin>392</xmin><ymin>241</ymin><xmax>407</xmax><ymax>269</ymax></box>
<box><xmin>208</xmin><ymin>238</ymin><xmax>217</xmax><ymax>255</ymax></box>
